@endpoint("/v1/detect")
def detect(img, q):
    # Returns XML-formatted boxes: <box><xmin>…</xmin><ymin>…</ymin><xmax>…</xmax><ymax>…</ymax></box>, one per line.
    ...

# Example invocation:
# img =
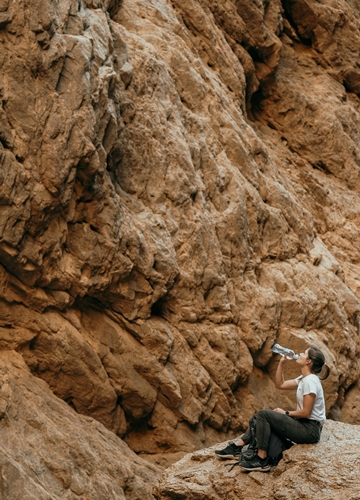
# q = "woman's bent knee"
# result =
<box><xmin>257</xmin><ymin>409</ymin><xmax>273</xmax><ymax>419</ymax></box>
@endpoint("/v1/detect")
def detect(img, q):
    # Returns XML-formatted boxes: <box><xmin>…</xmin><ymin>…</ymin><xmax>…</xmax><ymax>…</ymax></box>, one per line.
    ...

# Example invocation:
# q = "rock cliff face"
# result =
<box><xmin>1</xmin><ymin>0</ymin><xmax>360</xmax><ymax>496</ymax></box>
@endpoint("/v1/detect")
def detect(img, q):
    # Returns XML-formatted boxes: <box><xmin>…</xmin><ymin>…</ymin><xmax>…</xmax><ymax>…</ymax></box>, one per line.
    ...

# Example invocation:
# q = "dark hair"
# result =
<box><xmin>308</xmin><ymin>346</ymin><xmax>330</xmax><ymax>380</ymax></box>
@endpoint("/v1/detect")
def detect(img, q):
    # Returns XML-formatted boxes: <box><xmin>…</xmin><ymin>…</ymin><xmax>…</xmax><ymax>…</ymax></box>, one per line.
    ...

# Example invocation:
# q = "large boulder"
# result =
<box><xmin>154</xmin><ymin>419</ymin><xmax>360</xmax><ymax>500</ymax></box>
<box><xmin>0</xmin><ymin>350</ymin><xmax>160</xmax><ymax>499</ymax></box>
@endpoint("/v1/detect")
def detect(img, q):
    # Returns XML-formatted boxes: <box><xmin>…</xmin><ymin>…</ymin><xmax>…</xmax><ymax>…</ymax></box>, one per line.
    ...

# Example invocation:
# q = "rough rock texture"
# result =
<box><xmin>0</xmin><ymin>350</ymin><xmax>160</xmax><ymax>499</ymax></box>
<box><xmin>154</xmin><ymin>419</ymin><xmax>360</xmax><ymax>500</ymax></box>
<box><xmin>1</xmin><ymin>0</ymin><xmax>360</xmax><ymax>490</ymax></box>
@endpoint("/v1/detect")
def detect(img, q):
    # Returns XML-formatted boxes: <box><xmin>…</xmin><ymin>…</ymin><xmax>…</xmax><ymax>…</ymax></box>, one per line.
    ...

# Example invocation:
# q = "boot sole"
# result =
<box><xmin>215</xmin><ymin>454</ymin><xmax>240</xmax><ymax>460</ymax></box>
<box><xmin>240</xmin><ymin>465</ymin><xmax>270</xmax><ymax>472</ymax></box>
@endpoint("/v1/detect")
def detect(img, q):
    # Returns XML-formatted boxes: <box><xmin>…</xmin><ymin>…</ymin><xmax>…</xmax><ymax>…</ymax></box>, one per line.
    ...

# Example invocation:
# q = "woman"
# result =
<box><xmin>215</xmin><ymin>346</ymin><xmax>330</xmax><ymax>472</ymax></box>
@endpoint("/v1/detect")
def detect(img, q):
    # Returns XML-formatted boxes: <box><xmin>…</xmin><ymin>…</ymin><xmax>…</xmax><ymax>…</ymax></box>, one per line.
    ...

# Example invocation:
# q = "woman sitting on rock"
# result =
<box><xmin>215</xmin><ymin>346</ymin><xmax>330</xmax><ymax>472</ymax></box>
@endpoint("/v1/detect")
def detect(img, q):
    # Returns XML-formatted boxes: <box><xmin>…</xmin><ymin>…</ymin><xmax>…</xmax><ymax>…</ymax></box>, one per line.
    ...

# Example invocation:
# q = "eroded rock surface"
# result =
<box><xmin>1</xmin><ymin>0</ymin><xmax>360</xmax><ymax>487</ymax></box>
<box><xmin>154</xmin><ymin>419</ymin><xmax>360</xmax><ymax>500</ymax></box>
<box><xmin>0</xmin><ymin>350</ymin><xmax>160</xmax><ymax>499</ymax></box>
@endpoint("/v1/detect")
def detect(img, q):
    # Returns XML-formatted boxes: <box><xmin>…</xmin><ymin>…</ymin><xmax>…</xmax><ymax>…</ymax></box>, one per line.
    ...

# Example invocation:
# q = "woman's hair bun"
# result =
<box><xmin>308</xmin><ymin>346</ymin><xmax>330</xmax><ymax>380</ymax></box>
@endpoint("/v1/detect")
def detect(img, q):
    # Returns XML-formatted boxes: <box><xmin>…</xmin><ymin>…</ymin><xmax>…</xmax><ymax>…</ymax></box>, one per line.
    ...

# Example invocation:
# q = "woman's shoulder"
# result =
<box><xmin>305</xmin><ymin>373</ymin><xmax>323</xmax><ymax>387</ymax></box>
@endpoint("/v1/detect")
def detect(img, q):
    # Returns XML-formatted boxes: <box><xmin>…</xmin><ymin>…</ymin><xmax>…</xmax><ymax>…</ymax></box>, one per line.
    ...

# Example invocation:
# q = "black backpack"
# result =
<box><xmin>226</xmin><ymin>414</ymin><xmax>293</xmax><ymax>471</ymax></box>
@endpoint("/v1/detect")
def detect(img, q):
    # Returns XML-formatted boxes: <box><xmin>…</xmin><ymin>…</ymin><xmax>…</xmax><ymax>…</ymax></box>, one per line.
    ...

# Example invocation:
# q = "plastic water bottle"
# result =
<box><xmin>272</xmin><ymin>343</ymin><xmax>299</xmax><ymax>360</ymax></box>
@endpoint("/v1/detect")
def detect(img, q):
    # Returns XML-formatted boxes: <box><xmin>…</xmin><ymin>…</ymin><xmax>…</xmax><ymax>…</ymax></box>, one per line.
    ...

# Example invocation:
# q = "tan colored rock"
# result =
<box><xmin>1</xmin><ymin>0</ymin><xmax>360</xmax><ymax>474</ymax></box>
<box><xmin>154</xmin><ymin>419</ymin><xmax>360</xmax><ymax>500</ymax></box>
<box><xmin>0</xmin><ymin>350</ymin><xmax>159</xmax><ymax>499</ymax></box>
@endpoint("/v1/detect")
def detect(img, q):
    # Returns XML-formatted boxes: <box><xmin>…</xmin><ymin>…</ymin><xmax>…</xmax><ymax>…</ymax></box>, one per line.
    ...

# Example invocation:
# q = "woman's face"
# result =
<box><xmin>296</xmin><ymin>348</ymin><xmax>310</xmax><ymax>366</ymax></box>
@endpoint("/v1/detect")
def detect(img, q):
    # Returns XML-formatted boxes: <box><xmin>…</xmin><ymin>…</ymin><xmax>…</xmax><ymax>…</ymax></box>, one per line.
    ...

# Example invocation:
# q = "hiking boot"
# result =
<box><xmin>215</xmin><ymin>442</ymin><xmax>243</xmax><ymax>460</ymax></box>
<box><xmin>239</xmin><ymin>456</ymin><xmax>270</xmax><ymax>472</ymax></box>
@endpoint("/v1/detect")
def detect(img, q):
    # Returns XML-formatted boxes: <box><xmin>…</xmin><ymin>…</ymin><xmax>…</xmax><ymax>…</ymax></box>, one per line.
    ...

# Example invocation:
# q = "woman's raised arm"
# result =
<box><xmin>274</xmin><ymin>356</ymin><xmax>298</xmax><ymax>390</ymax></box>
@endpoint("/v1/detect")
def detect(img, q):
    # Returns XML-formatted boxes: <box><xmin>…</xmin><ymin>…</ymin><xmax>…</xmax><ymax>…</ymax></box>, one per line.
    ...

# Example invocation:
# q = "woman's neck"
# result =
<box><xmin>301</xmin><ymin>365</ymin><xmax>313</xmax><ymax>377</ymax></box>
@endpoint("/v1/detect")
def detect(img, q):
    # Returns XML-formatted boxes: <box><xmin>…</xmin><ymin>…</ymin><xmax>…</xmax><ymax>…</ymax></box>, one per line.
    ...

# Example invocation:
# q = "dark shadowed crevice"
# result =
<box><xmin>248</xmin><ymin>46</ymin><xmax>266</xmax><ymax>64</ymax></box>
<box><xmin>107</xmin><ymin>0</ymin><xmax>123</xmax><ymax>19</ymax></box>
<box><xmin>29</xmin><ymin>336</ymin><xmax>37</xmax><ymax>351</ymax></box>
<box><xmin>74</xmin><ymin>295</ymin><xmax>107</xmax><ymax>313</ymax></box>
<box><xmin>65</xmin><ymin>397</ymin><xmax>77</xmax><ymax>412</ymax></box>
<box><xmin>249</xmin><ymin>86</ymin><xmax>265</xmax><ymax>119</ymax></box>
<box><xmin>247</xmin><ymin>75</ymin><xmax>278</xmax><ymax>122</ymax></box>
<box><xmin>151</xmin><ymin>297</ymin><xmax>166</xmax><ymax>317</ymax></box>
<box><xmin>281</xmin><ymin>0</ymin><xmax>315</xmax><ymax>46</ymax></box>
<box><xmin>312</xmin><ymin>161</ymin><xmax>332</xmax><ymax>175</ymax></box>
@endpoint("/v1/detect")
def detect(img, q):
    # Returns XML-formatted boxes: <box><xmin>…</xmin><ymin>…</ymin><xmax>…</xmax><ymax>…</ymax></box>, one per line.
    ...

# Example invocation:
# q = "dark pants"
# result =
<box><xmin>242</xmin><ymin>409</ymin><xmax>322</xmax><ymax>451</ymax></box>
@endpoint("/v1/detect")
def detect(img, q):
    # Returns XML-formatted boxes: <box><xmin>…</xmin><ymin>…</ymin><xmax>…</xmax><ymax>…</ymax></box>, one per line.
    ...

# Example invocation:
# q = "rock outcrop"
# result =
<box><xmin>1</xmin><ymin>0</ymin><xmax>360</xmax><ymax>494</ymax></box>
<box><xmin>154</xmin><ymin>419</ymin><xmax>360</xmax><ymax>500</ymax></box>
<box><xmin>0</xmin><ymin>350</ymin><xmax>160</xmax><ymax>499</ymax></box>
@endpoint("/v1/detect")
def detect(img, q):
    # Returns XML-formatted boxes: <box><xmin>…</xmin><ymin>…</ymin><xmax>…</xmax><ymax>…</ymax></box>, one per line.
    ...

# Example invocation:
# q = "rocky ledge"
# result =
<box><xmin>154</xmin><ymin>419</ymin><xmax>360</xmax><ymax>500</ymax></box>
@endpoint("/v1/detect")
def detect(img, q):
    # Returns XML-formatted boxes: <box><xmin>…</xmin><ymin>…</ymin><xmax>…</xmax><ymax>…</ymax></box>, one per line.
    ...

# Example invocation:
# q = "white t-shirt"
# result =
<box><xmin>296</xmin><ymin>374</ymin><xmax>326</xmax><ymax>425</ymax></box>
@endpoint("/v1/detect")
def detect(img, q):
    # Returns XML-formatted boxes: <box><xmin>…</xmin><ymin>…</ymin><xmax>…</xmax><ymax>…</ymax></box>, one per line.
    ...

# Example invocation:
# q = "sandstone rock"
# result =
<box><xmin>0</xmin><ymin>351</ymin><xmax>160</xmax><ymax>499</ymax></box>
<box><xmin>1</xmin><ymin>0</ymin><xmax>360</xmax><ymax>476</ymax></box>
<box><xmin>154</xmin><ymin>419</ymin><xmax>360</xmax><ymax>500</ymax></box>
